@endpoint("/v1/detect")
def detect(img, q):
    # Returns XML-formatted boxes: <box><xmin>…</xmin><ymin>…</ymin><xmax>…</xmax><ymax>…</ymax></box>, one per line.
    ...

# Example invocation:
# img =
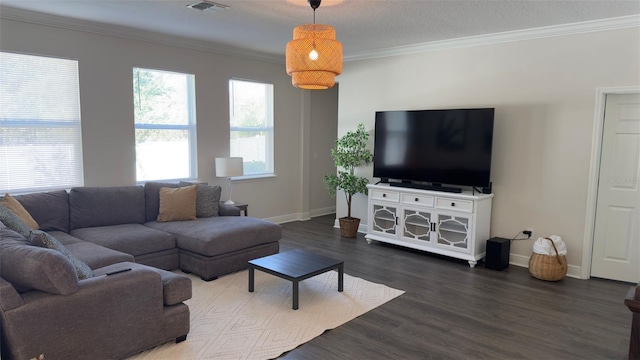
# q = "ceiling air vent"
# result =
<box><xmin>187</xmin><ymin>1</ymin><xmax>229</xmax><ymax>12</ymax></box>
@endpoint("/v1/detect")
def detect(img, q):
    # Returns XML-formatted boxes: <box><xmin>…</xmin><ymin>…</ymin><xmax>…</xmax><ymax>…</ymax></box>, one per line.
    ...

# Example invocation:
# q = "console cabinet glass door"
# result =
<box><xmin>371</xmin><ymin>203</ymin><xmax>398</xmax><ymax>236</ymax></box>
<box><xmin>436</xmin><ymin>214</ymin><xmax>473</xmax><ymax>253</ymax></box>
<box><xmin>401</xmin><ymin>208</ymin><xmax>433</xmax><ymax>242</ymax></box>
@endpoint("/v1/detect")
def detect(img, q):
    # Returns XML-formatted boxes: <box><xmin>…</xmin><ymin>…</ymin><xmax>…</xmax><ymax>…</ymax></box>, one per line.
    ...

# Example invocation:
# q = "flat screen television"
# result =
<box><xmin>373</xmin><ymin>108</ymin><xmax>494</xmax><ymax>192</ymax></box>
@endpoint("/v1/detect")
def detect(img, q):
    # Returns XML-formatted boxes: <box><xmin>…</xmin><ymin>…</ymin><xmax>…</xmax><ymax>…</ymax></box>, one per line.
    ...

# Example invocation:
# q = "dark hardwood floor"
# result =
<box><xmin>278</xmin><ymin>214</ymin><xmax>632</xmax><ymax>360</ymax></box>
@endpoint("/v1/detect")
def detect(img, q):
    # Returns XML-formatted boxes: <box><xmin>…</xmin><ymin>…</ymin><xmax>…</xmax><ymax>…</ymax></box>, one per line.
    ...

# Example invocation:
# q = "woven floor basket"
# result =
<box><xmin>339</xmin><ymin>217</ymin><xmax>360</xmax><ymax>238</ymax></box>
<box><xmin>529</xmin><ymin>238</ymin><xmax>568</xmax><ymax>281</ymax></box>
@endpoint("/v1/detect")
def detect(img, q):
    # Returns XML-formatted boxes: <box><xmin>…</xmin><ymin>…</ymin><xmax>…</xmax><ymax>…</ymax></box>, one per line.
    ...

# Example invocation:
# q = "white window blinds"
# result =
<box><xmin>0</xmin><ymin>52</ymin><xmax>84</xmax><ymax>193</ymax></box>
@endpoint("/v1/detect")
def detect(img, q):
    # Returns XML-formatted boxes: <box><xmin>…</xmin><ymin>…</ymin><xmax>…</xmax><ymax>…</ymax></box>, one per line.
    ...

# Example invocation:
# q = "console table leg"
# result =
<box><xmin>292</xmin><ymin>280</ymin><xmax>299</xmax><ymax>310</ymax></box>
<box><xmin>338</xmin><ymin>264</ymin><xmax>344</xmax><ymax>292</ymax></box>
<box><xmin>248</xmin><ymin>266</ymin><xmax>254</xmax><ymax>292</ymax></box>
<box><xmin>468</xmin><ymin>260</ymin><xmax>477</xmax><ymax>268</ymax></box>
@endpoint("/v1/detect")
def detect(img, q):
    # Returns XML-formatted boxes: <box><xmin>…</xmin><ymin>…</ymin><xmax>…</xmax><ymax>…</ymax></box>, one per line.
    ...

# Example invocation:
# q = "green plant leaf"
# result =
<box><xmin>325</xmin><ymin>123</ymin><xmax>373</xmax><ymax>216</ymax></box>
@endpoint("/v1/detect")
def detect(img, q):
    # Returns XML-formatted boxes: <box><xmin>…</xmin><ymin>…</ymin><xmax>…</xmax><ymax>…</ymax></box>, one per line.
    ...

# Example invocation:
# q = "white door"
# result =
<box><xmin>591</xmin><ymin>93</ymin><xmax>640</xmax><ymax>283</ymax></box>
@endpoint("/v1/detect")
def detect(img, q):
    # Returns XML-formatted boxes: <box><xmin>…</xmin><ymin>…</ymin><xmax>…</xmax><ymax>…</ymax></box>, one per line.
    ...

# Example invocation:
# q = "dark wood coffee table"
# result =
<box><xmin>248</xmin><ymin>249</ymin><xmax>344</xmax><ymax>310</ymax></box>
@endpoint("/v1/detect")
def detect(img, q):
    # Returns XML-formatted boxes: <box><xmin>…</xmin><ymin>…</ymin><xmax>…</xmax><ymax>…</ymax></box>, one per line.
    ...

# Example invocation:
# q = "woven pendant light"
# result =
<box><xmin>286</xmin><ymin>0</ymin><xmax>342</xmax><ymax>90</ymax></box>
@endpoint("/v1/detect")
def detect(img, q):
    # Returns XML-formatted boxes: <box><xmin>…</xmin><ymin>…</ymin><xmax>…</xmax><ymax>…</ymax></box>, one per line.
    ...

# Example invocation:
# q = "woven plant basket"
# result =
<box><xmin>529</xmin><ymin>237</ymin><xmax>567</xmax><ymax>281</ymax></box>
<box><xmin>339</xmin><ymin>217</ymin><xmax>360</xmax><ymax>238</ymax></box>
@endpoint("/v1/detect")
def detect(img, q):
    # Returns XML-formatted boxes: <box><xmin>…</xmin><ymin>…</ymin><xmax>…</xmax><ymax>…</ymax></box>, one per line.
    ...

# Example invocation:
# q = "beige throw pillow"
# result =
<box><xmin>157</xmin><ymin>185</ymin><xmax>197</xmax><ymax>222</ymax></box>
<box><xmin>1</xmin><ymin>193</ymin><xmax>39</xmax><ymax>230</ymax></box>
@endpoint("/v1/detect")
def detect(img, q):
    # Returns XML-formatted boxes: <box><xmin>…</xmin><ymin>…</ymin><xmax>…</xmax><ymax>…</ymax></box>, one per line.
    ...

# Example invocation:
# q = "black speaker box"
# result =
<box><xmin>485</xmin><ymin>237</ymin><xmax>510</xmax><ymax>271</ymax></box>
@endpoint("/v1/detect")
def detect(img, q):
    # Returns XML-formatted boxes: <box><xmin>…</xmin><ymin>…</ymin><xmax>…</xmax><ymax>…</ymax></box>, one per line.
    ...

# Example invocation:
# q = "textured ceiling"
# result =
<box><xmin>1</xmin><ymin>0</ymin><xmax>639</xmax><ymax>61</ymax></box>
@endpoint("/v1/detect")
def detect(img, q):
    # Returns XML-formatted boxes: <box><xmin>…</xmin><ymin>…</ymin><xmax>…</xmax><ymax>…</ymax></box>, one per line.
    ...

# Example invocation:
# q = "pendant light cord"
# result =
<box><xmin>309</xmin><ymin>0</ymin><xmax>321</xmax><ymax>24</ymax></box>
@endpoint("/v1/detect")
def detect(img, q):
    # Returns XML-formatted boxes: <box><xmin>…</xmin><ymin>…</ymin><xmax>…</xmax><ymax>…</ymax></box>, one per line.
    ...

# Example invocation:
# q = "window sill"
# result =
<box><xmin>230</xmin><ymin>174</ymin><xmax>277</xmax><ymax>182</ymax></box>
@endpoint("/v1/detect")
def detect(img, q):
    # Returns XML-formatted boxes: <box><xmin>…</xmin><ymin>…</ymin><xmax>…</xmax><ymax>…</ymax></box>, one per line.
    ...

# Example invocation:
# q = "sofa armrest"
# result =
<box><xmin>1</xmin><ymin>268</ymin><xmax>165</xmax><ymax>360</ymax></box>
<box><xmin>95</xmin><ymin>262</ymin><xmax>191</xmax><ymax>305</ymax></box>
<box><xmin>0</xmin><ymin>277</ymin><xmax>24</xmax><ymax>311</ymax></box>
<box><xmin>219</xmin><ymin>202</ymin><xmax>241</xmax><ymax>216</ymax></box>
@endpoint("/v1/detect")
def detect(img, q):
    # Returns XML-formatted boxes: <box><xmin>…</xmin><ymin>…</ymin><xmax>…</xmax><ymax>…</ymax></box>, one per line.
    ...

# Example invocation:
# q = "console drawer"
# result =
<box><xmin>435</xmin><ymin>197</ymin><xmax>473</xmax><ymax>213</ymax></box>
<box><xmin>370</xmin><ymin>189</ymin><xmax>400</xmax><ymax>202</ymax></box>
<box><xmin>401</xmin><ymin>193</ymin><xmax>434</xmax><ymax>207</ymax></box>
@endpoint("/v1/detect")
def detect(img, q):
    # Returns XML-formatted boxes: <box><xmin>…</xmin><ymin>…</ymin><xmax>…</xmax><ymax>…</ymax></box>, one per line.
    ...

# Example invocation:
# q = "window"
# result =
<box><xmin>229</xmin><ymin>79</ymin><xmax>274</xmax><ymax>176</ymax></box>
<box><xmin>133</xmin><ymin>68</ymin><xmax>196</xmax><ymax>182</ymax></box>
<box><xmin>0</xmin><ymin>52</ymin><xmax>83</xmax><ymax>193</ymax></box>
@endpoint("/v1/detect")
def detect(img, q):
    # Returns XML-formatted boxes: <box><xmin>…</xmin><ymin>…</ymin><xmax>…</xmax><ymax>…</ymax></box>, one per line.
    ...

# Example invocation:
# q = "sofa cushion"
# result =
<box><xmin>47</xmin><ymin>230</ymin><xmax>84</xmax><ymax>245</ymax></box>
<box><xmin>71</xmin><ymin>224</ymin><xmax>176</xmax><ymax>257</ymax></box>
<box><xmin>146</xmin><ymin>217</ymin><xmax>282</xmax><ymax>257</ymax></box>
<box><xmin>179</xmin><ymin>182</ymin><xmax>221</xmax><ymax>218</ymax></box>
<box><xmin>14</xmin><ymin>190</ymin><xmax>70</xmax><ymax>232</ymax></box>
<box><xmin>219</xmin><ymin>202</ymin><xmax>241</xmax><ymax>216</ymax></box>
<box><xmin>1</xmin><ymin>193</ymin><xmax>39</xmax><ymax>229</ymax></box>
<box><xmin>30</xmin><ymin>230</ymin><xmax>94</xmax><ymax>280</ymax></box>
<box><xmin>69</xmin><ymin>186</ymin><xmax>146</xmax><ymax>230</ymax></box>
<box><xmin>0</xmin><ymin>220</ymin><xmax>27</xmax><ymax>244</ymax></box>
<box><xmin>64</xmin><ymin>241</ymin><xmax>135</xmax><ymax>270</ymax></box>
<box><xmin>0</xmin><ymin>277</ymin><xmax>25</xmax><ymax>312</ymax></box>
<box><xmin>94</xmin><ymin>262</ymin><xmax>191</xmax><ymax>306</ymax></box>
<box><xmin>0</xmin><ymin>203</ymin><xmax>32</xmax><ymax>238</ymax></box>
<box><xmin>0</xmin><ymin>227</ymin><xmax>78</xmax><ymax>295</ymax></box>
<box><xmin>157</xmin><ymin>185</ymin><xmax>197</xmax><ymax>222</ymax></box>
<box><xmin>144</xmin><ymin>182</ymin><xmax>180</xmax><ymax>223</ymax></box>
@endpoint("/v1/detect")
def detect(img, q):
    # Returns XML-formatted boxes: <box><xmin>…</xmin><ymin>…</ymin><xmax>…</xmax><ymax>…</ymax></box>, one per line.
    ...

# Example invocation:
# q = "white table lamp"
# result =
<box><xmin>215</xmin><ymin>157</ymin><xmax>243</xmax><ymax>204</ymax></box>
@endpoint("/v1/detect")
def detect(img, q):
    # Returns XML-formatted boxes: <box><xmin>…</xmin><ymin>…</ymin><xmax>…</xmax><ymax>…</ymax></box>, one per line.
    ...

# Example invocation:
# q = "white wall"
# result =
<box><xmin>0</xmin><ymin>17</ymin><xmax>338</xmax><ymax>221</ymax></box>
<box><xmin>337</xmin><ymin>27</ymin><xmax>640</xmax><ymax>273</ymax></box>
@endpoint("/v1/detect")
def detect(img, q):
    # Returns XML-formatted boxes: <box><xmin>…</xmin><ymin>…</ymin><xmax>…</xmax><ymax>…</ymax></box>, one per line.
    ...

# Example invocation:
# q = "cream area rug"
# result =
<box><xmin>130</xmin><ymin>269</ymin><xmax>404</xmax><ymax>360</ymax></box>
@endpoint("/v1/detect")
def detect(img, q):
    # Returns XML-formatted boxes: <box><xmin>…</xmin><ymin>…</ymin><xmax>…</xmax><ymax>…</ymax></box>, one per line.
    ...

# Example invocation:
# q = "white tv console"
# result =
<box><xmin>365</xmin><ymin>184</ymin><xmax>493</xmax><ymax>268</ymax></box>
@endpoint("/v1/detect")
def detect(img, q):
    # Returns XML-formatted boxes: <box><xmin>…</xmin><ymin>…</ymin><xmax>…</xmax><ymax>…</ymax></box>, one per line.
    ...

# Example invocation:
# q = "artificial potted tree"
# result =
<box><xmin>324</xmin><ymin>123</ymin><xmax>374</xmax><ymax>238</ymax></box>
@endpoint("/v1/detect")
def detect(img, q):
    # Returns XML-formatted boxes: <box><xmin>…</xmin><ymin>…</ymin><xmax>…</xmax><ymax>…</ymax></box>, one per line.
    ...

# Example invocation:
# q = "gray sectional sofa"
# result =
<box><xmin>0</xmin><ymin>183</ymin><xmax>281</xmax><ymax>359</ymax></box>
<box><xmin>15</xmin><ymin>183</ymin><xmax>282</xmax><ymax>280</ymax></box>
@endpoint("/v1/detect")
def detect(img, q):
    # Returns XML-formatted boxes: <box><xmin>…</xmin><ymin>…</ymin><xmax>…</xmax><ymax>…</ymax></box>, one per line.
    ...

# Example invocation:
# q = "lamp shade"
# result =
<box><xmin>215</xmin><ymin>157</ymin><xmax>243</xmax><ymax>177</ymax></box>
<box><xmin>286</xmin><ymin>24</ymin><xmax>343</xmax><ymax>90</ymax></box>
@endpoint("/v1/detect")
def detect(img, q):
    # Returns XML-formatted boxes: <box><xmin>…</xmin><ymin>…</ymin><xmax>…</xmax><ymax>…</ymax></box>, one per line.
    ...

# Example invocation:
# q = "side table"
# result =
<box><xmin>232</xmin><ymin>202</ymin><xmax>248</xmax><ymax>216</ymax></box>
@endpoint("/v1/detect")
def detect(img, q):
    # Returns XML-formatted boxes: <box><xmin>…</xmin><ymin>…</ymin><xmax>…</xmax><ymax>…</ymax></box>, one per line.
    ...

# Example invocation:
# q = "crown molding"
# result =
<box><xmin>344</xmin><ymin>14</ymin><xmax>640</xmax><ymax>62</ymax></box>
<box><xmin>2</xmin><ymin>5</ymin><xmax>638</xmax><ymax>64</ymax></box>
<box><xmin>0</xmin><ymin>5</ymin><xmax>286</xmax><ymax>64</ymax></box>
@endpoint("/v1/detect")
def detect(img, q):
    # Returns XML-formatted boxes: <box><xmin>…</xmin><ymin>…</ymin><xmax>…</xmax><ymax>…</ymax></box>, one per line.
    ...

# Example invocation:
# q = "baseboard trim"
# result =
<box><xmin>310</xmin><ymin>206</ymin><xmax>335</xmax><ymax>218</ymax></box>
<box><xmin>265</xmin><ymin>213</ymin><xmax>307</xmax><ymax>224</ymax></box>
<box><xmin>509</xmin><ymin>253</ymin><xmax>583</xmax><ymax>279</ymax></box>
<box><xmin>509</xmin><ymin>253</ymin><xmax>530</xmax><ymax>268</ymax></box>
<box><xmin>264</xmin><ymin>207</ymin><xmax>336</xmax><ymax>225</ymax></box>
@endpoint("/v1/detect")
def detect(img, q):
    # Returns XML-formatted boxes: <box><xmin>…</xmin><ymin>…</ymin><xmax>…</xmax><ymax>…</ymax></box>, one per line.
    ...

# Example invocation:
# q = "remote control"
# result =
<box><xmin>105</xmin><ymin>268</ymin><xmax>132</xmax><ymax>276</ymax></box>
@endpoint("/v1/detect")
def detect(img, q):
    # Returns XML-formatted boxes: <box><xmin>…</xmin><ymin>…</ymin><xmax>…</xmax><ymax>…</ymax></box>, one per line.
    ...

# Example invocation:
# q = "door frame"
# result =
<box><xmin>581</xmin><ymin>86</ymin><xmax>640</xmax><ymax>280</ymax></box>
